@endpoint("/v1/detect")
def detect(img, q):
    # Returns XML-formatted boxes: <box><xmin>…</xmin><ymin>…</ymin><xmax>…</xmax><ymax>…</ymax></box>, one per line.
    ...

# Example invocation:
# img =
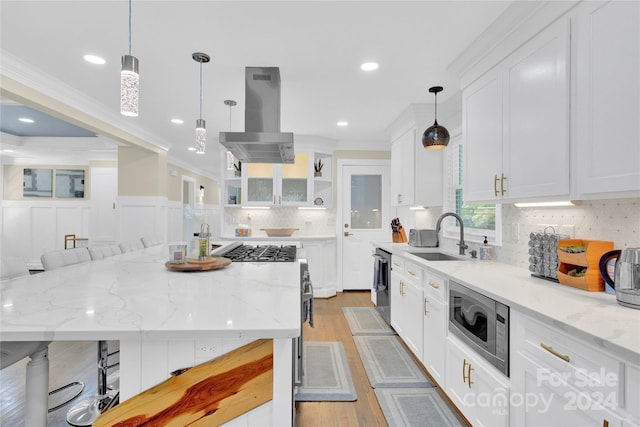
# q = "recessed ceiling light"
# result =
<box><xmin>337</xmin><ymin>121</ymin><xmax>349</xmax><ymax>127</ymax></box>
<box><xmin>171</xmin><ymin>118</ymin><xmax>184</xmax><ymax>124</ymax></box>
<box><xmin>83</xmin><ymin>54</ymin><xmax>106</xmax><ymax>65</ymax></box>
<box><xmin>187</xmin><ymin>146</ymin><xmax>196</xmax><ymax>151</ymax></box>
<box><xmin>360</xmin><ymin>62</ymin><xmax>379</xmax><ymax>71</ymax></box>
<box><xmin>18</xmin><ymin>118</ymin><xmax>34</xmax><ymax>123</ymax></box>
<box><xmin>2</xmin><ymin>149</ymin><xmax>15</xmax><ymax>153</ymax></box>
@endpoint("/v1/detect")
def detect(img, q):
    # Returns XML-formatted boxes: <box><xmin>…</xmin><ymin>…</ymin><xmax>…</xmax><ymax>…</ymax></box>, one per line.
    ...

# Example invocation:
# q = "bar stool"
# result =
<box><xmin>66</xmin><ymin>341</ymin><xmax>119</xmax><ymax>426</ymax></box>
<box><xmin>1</xmin><ymin>256</ymin><xmax>85</xmax><ymax>426</ymax></box>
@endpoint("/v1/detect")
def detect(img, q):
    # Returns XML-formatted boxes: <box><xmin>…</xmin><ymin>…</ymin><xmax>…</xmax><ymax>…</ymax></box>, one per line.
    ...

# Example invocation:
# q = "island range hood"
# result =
<box><xmin>219</xmin><ymin>67</ymin><xmax>294</xmax><ymax>163</ymax></box>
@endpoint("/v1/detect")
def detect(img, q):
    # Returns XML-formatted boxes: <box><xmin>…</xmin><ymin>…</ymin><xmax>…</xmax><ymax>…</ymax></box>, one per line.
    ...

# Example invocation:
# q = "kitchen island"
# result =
<box><xmin>0</xmin><ymin>245</ymin><xmax>300</xmax><ymax>426</ymax></box>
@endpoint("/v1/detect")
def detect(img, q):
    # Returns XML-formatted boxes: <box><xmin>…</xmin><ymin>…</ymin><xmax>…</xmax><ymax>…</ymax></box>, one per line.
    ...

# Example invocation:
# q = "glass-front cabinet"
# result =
<box><xmin>244</xmin><ymin>153</ymin><xmax>311</xmax><ymax>206</ymax></box>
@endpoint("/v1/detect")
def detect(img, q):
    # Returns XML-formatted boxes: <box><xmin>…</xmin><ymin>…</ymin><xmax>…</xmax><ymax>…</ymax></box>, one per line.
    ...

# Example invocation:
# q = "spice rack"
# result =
<box><xmin>556</xmin><ymin>239</ymin><xmax>613</xmax><ymax>292</ymax></box>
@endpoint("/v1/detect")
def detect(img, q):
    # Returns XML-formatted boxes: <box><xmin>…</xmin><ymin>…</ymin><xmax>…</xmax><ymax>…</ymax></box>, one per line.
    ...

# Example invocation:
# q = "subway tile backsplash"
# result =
<box><xmin>409</xmin><ymin>198</ymin><xmax>639</xmax><ymax>269</ymax></box>
<box><xmin>224</xmin><ymin>207</ymin><xmax>336</xmax><ymax>237</ymax></box>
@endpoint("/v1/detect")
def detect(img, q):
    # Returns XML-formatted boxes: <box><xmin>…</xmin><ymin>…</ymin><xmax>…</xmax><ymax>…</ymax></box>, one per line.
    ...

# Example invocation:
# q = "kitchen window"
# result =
<box><xmin>444</xmin><ymin>138</ymin><xmax>502</xmax><ymax>245</ymax></box>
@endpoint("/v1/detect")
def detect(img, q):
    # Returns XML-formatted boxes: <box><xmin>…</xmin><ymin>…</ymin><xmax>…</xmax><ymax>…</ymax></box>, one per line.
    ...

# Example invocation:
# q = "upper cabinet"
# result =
<box><xmin>244</xmin><ymin>153</ymin><xmax>311</xmax><ymax>206</ymax></box>
<box><xmin>389</xmin><ymin>106</ymin><xmax>443</xmax><ymax>207</ymax></box>
<box><xmin>459</xmin><ymin>1</ymin><xmax>640</xmax><ymax>203</ymax></box>
<box><xmin>464</xmin><ymin>17</ymin><xmax>570</xmax><ymax>203</ymax></box>
<box><xmin>574</xmin><ymin>0</ymin><xmax>640</xmax><ymax>199</ymax></box>
<box><xmin>223</xmin><ymin>151</ymin><xmax>333</xmax><ymax>207</ymax></box>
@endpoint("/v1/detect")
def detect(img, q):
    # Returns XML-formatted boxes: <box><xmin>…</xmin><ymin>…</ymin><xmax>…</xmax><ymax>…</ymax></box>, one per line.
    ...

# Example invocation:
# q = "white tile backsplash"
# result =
<box><xmin>224</xmin><ymin>207</ymin><xmax>336</xmax><ymax>237</ymax></box>
<box><xmin>406</xmin><ymin>198</ymin><xmax>639</xmax><ymax>269</ymax></box>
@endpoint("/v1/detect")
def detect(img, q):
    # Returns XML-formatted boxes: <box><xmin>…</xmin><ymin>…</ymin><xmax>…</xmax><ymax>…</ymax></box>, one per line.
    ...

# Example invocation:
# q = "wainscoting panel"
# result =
<box><xmin>117</xmin><ymin>196</ymin><xmax>168</xmax><ymax>244</ymax></box>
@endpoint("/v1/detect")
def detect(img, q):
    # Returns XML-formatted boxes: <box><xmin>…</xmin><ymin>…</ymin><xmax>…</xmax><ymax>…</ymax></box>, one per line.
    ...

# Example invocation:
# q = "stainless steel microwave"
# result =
<box><xmin>449</xmin><ymin>280</ymin><xmax>509</xmax><ymax>377</ymax></box>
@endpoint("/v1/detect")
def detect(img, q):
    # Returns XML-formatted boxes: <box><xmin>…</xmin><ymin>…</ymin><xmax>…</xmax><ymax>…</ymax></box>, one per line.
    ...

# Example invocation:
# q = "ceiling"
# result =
<box><xmin>0</xmin><ymin>1</ymin><xmax>512</xmax><ymax>177</ymax></box>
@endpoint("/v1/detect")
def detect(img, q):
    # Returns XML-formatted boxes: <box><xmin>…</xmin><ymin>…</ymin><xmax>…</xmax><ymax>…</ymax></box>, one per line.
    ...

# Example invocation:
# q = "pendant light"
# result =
<box><xmin>422</xmin><ymin>86</ymin><xmax>450</xmax><ymax>150</ymax></box>
<box><xmin>120</xmin><ymin>0</ymin><xmax>139</xmax><ymax>117</ymax></box>
<box><xmin>192</xmin><ymin>52</ymin><xmax>210</xmax><ymax>154</ymax></box>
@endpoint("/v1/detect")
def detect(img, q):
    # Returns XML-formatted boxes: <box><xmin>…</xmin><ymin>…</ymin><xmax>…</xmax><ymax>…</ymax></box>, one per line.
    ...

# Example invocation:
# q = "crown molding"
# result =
<box><xmin>0</xmin><ymin>50</ymin><xmax>172</xmax><ymax>153</ymax></box>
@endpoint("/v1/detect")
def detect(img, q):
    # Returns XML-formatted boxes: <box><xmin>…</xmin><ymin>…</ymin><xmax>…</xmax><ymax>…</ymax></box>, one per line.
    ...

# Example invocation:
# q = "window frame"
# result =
<box><xmin>442</xmin><ymin>135</ymin><xmax>502</xmax><ymax>246</ymax></box>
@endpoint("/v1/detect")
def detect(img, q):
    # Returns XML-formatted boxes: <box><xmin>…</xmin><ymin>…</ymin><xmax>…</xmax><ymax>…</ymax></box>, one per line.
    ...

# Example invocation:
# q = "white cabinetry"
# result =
<box><xmin>511</xmin><ymin>310</ymin><xmax>638</xmax><ymax>427</ymax></box>
<box><xmin>445</xmin><ymin>335</ymin><xmax>510</xmax><ymax>427</ymax></box>
<box><xmin>421</xmin><ymin>271</ymin><xmax>446</xmax><ymax>386</ymax></box>
<box><xmin>244</xmin><ymin>153</ymin><xmax>311</xmax><ymax>206</ymax></box>
<box><xmin>389</xmin><ymin>257</ymin><xmax>423</xmax><ymax>359</ymax></box>
<box><xmin>389</xmin><ymin>107</ymin><xmax>443</xmax><ymax>207</ymax></box>
<box><xmin>390</xmin><ymin>128</ymin><xmax>415</xmax><ymax>206</ymax></box>
<box><xmin>463</xmin><ymin>18</ymin><xmax>570</xmax><ymax>203</ymax></box>
<box><xmin>301</xmin><ymin>238</ymin><xmax>336</xmax><ymax>298</ymax></box>
<box><xmin>574</xmin><ymin>0</ymin><xmax>640</xmax><ymax>199</ymax></box>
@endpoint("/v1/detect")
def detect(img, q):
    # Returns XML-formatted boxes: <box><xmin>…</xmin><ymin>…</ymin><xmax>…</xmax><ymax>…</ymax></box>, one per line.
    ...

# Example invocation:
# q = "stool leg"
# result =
<box><xmin>25</xmin><ymin>346</ymin><xmax>49</xmax><ymax>427</ymax></box>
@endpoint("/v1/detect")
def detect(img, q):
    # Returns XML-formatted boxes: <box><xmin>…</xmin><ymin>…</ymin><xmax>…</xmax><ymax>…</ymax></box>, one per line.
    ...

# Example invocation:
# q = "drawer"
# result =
<box><xmin>518</xmin><ymin>315</ymin><xmax>623</xmax><ymax>401</ymax></box>
<box><xmin>391</xmin><ymin>257</ymin><xmax>405</xmax><ymax>273</ymax></box>
<box><xmin>423</xmin><ymin>272</ymin><xmax>446</xmax><ymax>302</ymax></box>
<box><xmin>404</xmin><ymin>261</ymin><xmax>423</xmax><ymax>281</ymax></box>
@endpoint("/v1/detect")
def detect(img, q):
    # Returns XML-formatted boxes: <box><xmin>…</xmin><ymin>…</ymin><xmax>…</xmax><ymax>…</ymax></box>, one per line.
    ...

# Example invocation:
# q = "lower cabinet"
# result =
<box><xmin>445</xmin><ymin>336</ymin><xmax>510</xmax><ymax>427</ymax></box>
<box><xmin>511</xmin><ymin>310</ymin><xmax>639</xmax><ymax>427</ymax></box>
<box><xmin>390</xmin><ymin>260</ymin><xmax>424</xmax><ymax>360</ymax></box>
<box><xmin>301</xmin><ymin>239</ymin><xmax>336</xmax><ymax>298</ymax></box>
<box><xmin>422</xmin><ymin>272</ymin><xmax>447</xmax><ymax>386</ymax></box>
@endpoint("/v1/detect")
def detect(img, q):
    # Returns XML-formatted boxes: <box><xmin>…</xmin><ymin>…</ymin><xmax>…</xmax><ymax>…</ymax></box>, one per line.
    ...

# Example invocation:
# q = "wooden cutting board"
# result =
<box><xmin>165</xmin><ymin>257</ymin><xmax>232</xmax><ymax>272</ymax></box>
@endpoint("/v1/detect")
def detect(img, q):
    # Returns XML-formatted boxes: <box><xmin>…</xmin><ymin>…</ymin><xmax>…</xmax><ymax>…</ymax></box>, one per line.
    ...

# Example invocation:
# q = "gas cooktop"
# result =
<box><xmin>221</xmin><ymin>244</ymin><xmax>297</xmax><ymax>262</ymax></box>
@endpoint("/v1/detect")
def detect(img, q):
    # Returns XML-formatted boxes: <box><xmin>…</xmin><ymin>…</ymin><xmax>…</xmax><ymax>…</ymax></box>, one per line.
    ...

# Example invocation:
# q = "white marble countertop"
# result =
<box><xmin>0</xmin><ymin>246</ymin><xmax>301</xmax><ymax>342</ymax></box>
<box><xmin>375</xmin><ymin>242</ymin><xmax>640</xmax><ymax>363</ymax></box>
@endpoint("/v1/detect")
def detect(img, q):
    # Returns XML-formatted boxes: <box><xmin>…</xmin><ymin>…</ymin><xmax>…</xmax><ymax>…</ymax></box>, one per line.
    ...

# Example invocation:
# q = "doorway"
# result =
<box><xmin>182</xmin><ymin>176</ymin><xmax>196</xmax><ymax>242</ymax></box>
<box><xmin>337</xmin><ymin>160</ymin><xmax>390</xmax><ymax>291</ymax></box>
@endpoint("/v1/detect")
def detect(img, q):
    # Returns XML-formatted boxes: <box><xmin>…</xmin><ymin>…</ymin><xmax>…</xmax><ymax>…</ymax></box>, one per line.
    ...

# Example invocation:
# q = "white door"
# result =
<box><xmin>338</xmin><ymin>161</ymin><xmax>390</xmax><ymax>290</ymax></box>
<box><xmin>89</xmin><ymin>167</ymin><xmax>117</xmax><ymax>245</ymax></box>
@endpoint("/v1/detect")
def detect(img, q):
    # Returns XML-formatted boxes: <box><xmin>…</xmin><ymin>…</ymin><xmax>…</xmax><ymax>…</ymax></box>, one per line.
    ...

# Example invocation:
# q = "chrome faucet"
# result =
<box><xmin>435</xmin><ymin>212</ymin><xmax>468</xmax><ymax>256</ymax></box>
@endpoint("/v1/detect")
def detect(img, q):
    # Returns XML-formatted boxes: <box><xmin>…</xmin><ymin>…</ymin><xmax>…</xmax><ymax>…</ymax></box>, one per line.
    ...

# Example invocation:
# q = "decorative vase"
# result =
<box><xmin>235</xmin><ymin>170</ymin><xmax>241</xmax><ymax>177</ymax></box>
<box><xmin>314</xmin><ymin>171</ymin><xmax>322</xmax><ymax>177</ymax></box>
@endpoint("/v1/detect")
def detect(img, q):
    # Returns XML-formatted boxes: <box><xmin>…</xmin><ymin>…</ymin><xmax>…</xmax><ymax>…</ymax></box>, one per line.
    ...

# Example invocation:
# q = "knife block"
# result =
<box><xmin>392</xmin><ymin>226</ymin><xmax>408</xmax><ymax>243</ymax></box>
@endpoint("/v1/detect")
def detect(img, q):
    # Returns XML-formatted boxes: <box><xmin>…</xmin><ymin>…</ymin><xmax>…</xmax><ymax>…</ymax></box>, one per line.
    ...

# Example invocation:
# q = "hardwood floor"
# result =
<box><xmin>295</xmin><ymin>291</ymin><xmax>388</xmax><ymax>427</ymax></box>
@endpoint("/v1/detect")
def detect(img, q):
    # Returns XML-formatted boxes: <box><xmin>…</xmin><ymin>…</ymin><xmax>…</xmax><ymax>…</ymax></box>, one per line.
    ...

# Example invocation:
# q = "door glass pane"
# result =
<box><xmin>247</xmin><ymin>178</ymin><xmax>273</xmax><ymax>202</ymax></box>
<box><xmin>350</xmin><ymin>175</ymin><xmax>381</xmax><ymax>229</ymax></box>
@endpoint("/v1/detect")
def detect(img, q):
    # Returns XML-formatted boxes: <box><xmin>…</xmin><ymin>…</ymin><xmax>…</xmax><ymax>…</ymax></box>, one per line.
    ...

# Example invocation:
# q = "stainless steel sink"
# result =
<box><xmin>408</xmin><ymin>252</ymin><xmax>465</xmax><ymax>261</ymax></box>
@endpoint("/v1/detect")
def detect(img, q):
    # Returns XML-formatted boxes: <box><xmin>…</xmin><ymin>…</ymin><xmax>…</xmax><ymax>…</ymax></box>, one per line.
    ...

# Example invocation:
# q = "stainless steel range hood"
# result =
<box><xmin>219</xmin><ymin>67</ymin><xmax>294</xmax><ymax>163</ymax></box>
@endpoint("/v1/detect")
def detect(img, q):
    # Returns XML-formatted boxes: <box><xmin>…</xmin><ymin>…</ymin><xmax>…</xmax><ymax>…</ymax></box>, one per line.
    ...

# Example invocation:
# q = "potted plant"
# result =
<box><xmin>314</xmin><ymin>159</ymin><xmax>323</xmax><ymax>177</ymax></box>
<box><xmin>234</xmin><ymin>160</ymin><xmax>242</xmax><ymax>177</ymax></box>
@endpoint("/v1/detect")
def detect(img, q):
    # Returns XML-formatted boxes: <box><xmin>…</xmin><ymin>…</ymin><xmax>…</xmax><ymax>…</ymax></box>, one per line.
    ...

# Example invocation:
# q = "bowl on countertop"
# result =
<box><xmin>260</xmin><ymin>227</ymin><xmax>299</xmax><ymax>237</ymax></box>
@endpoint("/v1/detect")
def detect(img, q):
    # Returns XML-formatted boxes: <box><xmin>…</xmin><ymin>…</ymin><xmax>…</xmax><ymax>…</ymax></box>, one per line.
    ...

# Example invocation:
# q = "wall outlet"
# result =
<box><xmin>559</xmin><ymin>225</ymin><xmax>575</xmax><ymax>238</ymax></box>
<box><xmin>195</xmin><ymin>341</ymin><xmax>219</xmax><ymax>359</ymax></box>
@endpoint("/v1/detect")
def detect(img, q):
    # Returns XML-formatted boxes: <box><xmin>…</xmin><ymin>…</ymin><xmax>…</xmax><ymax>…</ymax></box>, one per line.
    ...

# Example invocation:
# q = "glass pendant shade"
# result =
<box><xmin>422</xmin><ymin>85</ymin><xmax>449</xmax><ymax>150</ymax></box>
<box><xmin>120</xmin><ymin>54</ymin><xmax>139</xmax><ymax>117</ymax></box>
<box><xmin>195</xmin><ymin>119</ymin><xmax>206</xmax><ymax>154</ymax></box>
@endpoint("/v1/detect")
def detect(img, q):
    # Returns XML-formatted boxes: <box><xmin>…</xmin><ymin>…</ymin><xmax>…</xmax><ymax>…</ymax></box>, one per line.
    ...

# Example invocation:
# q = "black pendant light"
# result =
<box><xmin>422</xmin><ymin>86</ymin><xmax>450</xmax><ymax>150</ymax></box>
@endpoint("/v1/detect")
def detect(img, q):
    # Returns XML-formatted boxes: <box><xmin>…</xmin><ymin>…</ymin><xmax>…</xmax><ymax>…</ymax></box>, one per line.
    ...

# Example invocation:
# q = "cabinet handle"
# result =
<box><xmin>428</xmin><ymin>282</ymin><xmax>439</xmax><ymax>289</ymax></box>
<box><xmin>462</xmin><ymin>358</ymin><xmax>468</xmax><ymax>383</ymax></box>
<box><xmin>494</xmin><ymin>175</ymin><xmax>499</xmax><ymax>197</ymax></box>
<box><xmin>467</xmin><ymin>364</ymin><xmax>474</xmax><ymax>388</ymax></box>
<box><xmin>399</xmin><ymin>280</ymin><xmax>404</xmax><ymax>296</ymax></box>
<box><xmin>603</xmin><ymin>420</ymin><xmax>609</xmax><ymax>427</ymax></box>
<box><xmin>408</xmin><ymin>270</ymin><xmax>416</xmax><ymax>276</ymax></box>
<box><xmin>424</xmin><ymin>297</ymin><xmax>428</xmax><ymax>315</ymax></box>
<box><xmin>274</xmin><ymin>195</ymin><xmax>276</xmax><ymax>204</ymax></box>
<box><xmin>500</xmin><ymin>173</ymin><xmax>507</xmax><ymax>196</ymax></box>
<box><xmin>540</xmin><ymin>343</ymin><xmax>570</xmax><ymax>363</ymax></box>
<box><xmin>393</xmin><ymin>262</ymin><xmax>400</xmax><ymax>267</ymax></box>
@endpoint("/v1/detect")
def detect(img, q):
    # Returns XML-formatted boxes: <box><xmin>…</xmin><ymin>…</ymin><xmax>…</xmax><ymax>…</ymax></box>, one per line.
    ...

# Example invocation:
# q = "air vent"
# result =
<box><xmin>253</xmin><ymin>74</ymin><xmax>271</xmax><ymax>81</ymax></box>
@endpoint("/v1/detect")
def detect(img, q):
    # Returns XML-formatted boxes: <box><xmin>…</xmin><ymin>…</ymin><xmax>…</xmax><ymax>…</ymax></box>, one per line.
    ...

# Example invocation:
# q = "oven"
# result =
<box><xmin>373</xmin><ymin>248</ymin><xmax>391</xmax><ymax>325</ymax></box>
<box><xmin>449</xmin><ymin>280</ymin><xmax>509</xmax><ymax>377</ymax></box>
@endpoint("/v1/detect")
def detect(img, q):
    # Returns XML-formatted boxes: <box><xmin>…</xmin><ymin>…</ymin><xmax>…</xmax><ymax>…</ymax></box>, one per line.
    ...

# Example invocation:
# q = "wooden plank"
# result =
<box><xmin>95</xmin><ymin>339</ymin><xmax>273</xmax><ymax>427</ymax></box>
